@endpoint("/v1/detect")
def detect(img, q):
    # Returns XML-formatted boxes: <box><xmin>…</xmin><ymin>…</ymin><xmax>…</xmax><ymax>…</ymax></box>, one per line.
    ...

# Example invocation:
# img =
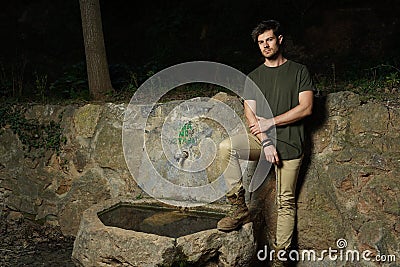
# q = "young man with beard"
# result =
<box><xmin>217</xmin><ymin>20</ymin><xmax>314</xmax><ymax>266</ymax></box>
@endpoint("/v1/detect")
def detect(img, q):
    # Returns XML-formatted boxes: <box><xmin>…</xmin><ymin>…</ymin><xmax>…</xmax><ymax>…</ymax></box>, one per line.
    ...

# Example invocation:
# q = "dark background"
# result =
<box><xmin>1</xmin><ymin>0</ymin><xmax>399</xmax><ymax>99</ymax></box>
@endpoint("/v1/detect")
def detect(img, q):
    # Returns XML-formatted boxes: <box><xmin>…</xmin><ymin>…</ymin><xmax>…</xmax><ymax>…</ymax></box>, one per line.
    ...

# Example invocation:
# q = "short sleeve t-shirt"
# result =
<box><xmin>244</xmin><ymin>60</ymin><xmax>314</xmax><ymax>160</ymax></box>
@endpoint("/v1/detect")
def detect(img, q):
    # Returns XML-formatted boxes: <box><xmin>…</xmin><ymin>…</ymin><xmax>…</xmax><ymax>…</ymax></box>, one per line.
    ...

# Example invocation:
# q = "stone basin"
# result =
<box><xmin>72</xmin><ymin>198</ymin><xmax>255</xmax><ymax>267</ymax></box>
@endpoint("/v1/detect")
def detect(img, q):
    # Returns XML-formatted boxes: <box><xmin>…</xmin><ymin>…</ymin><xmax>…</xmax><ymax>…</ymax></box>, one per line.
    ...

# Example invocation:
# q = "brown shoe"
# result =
<box><xmin>217</xmin><ymin>187</ymin><xmax>250</xmax><ymax>231</ymax></box>
<box><xmin>271</xmin><ymin>244</ymin><xmax>289</xmax><ymax>267</ymax></box>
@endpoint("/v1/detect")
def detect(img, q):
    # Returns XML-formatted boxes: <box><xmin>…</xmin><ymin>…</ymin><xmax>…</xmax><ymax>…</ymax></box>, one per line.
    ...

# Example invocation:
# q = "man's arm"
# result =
<box><xmin>244</xmin><ymin>100</ymin><xmax>280</xmax><ymax>164</ymax></box>
<box><xmin>274</xmin><ymin>90</ymin><xmax>313</xmax><ymax>126</ymax></box>
<box><xmin>244</xmin><ymin>100</ymin><xmax>266</xmax><ymax>140</ymax></box>
<box><xmin>249</xmin><ymin>90</ymin><xmax>313</xmax><ymax>135</ymax></box>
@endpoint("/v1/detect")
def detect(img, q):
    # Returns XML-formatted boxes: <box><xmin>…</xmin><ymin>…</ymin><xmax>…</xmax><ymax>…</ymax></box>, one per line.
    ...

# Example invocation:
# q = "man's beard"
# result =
<box><xmin>264</xmin><ymin>49</ymin><xmax>279</xmax><ymax>60</ymax></box>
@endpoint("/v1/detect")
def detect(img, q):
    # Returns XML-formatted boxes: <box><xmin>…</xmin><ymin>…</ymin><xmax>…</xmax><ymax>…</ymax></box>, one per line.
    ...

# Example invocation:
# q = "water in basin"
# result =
<box><xmin>98</xmin><ymin>204</ymin><xmax>225</xmax><ymax>238</ymax></box>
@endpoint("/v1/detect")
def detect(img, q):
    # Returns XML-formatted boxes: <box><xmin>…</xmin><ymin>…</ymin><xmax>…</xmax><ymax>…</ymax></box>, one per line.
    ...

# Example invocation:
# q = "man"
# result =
<box><xmin>217</xmin><ymin>20</ymin><xmax>314</xmax><ymax>264</ymax></box>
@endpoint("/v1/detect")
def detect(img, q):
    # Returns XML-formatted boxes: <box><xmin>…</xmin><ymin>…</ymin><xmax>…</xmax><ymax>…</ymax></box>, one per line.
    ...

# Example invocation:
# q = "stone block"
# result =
<box><xmin>58</xmin><ymin>169</ymin><xmax>112</xmax><ymax>236</ymax></box>
<box><xmin>72</xmin><ymin>199</ymin><xmax>255</xmax><ymax>267</ymax></box>
<box><xmin>73</xmin><ymin>104</ymin><xmax>103</xmax><ymax>138</ymax></box>
<box><xmin>349</xmin><ymin>103</ymin><xmax>389</xmax><ymax>135</ymax></box>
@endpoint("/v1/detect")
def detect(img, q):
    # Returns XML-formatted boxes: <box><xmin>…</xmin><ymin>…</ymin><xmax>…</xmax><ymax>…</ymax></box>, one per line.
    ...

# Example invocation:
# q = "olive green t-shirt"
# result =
<box><xmin>245</xmin><ymin>60</ymin><xmax>314</xmax><ymax>160</ymax></box>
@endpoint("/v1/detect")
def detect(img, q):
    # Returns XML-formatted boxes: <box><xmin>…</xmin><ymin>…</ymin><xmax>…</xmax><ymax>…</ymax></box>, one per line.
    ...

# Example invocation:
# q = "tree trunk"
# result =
<box><xmin>79</xmin><ymin>0</ymin><xmax>113</xmax><ymax>100</ymax></box>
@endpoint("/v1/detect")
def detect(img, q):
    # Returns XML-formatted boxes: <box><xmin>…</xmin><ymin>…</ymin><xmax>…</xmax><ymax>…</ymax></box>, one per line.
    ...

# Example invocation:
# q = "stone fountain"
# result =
<box><xmin>72</xmin><ymin>198</ymin><xmax>255</xmax><ymax>266</ymax></box>
<box><xmin>72</xmin><ymin>61</ymin><xmax>262</xmax><ymax>267</ymax></box>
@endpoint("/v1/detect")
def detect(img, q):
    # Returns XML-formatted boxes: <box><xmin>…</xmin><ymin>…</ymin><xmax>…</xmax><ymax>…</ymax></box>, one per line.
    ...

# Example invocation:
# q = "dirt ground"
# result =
<box><xmin>0</xmin><ymin>211</ymin><xmax>75</xmax><ymax>267</ymax></box>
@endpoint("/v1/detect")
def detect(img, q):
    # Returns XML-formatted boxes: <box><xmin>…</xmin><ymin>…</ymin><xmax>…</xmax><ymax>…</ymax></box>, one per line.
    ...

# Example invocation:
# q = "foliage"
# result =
<box><xmin>49</xmin><ymin>62</ymin><xmax>90</xmax><ymax>100</ymax></box>
<box><xmin>159</xmin><ymin>83</ymin><xmax>230</xmax><ymax>103</ymax></box>
<box><xmin>109</xmin><ymin>64</ymin><xmax>134</xmax><ymax>91</ymax></box>
<box><xmin>2</xmin><ymin>59</ymin><xmax>399</xmax><ymax>104</ymax></box>
<box><xmin>169</xmin><ymin>259</ymin><xmax>194</xmax><ymax>267</ymax></box>
<box><xmin>34</xmin><ymin>72</ymin><xmax>48</xmax><ymax>103</ymax></box>
<box><xmin>106</xmin><ymin>61</ymin><xmax>167</xmax><ymax>100</ymax></box>
<box><xmin>0</xmin><ymin>63</ymin><xmax>12</xmax><ymax>96</ymax></box>
<box><xmin>313</xmin><ymin>62</ymin><xmax>400</xmax><ymax>101</ymax></box>
<box><xmin>0</xmin><ymin>104</ymin><xmax>66</xmax><ymax>159</ymax></box>
<box><xmin>0</xmin><ymin>58</ymin><xmax>27</xmax><ymax>98</ymax></box>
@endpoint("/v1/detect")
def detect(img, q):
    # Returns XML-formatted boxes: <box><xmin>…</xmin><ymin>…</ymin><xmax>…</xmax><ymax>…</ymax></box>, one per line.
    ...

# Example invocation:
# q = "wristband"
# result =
<box><xmin>261</xmin><ymin>138</ymin><xmax>271</xmax><ymax>145</ymax></box>
<box><xmin>262</xmin><ymin>142</ymin><xmax>273</xmax><ymax>148</ymax></box>
<box><xmin>261</xmin><ymin>138</ymin><xmax>273</xmax><ymax>148</ymax></box>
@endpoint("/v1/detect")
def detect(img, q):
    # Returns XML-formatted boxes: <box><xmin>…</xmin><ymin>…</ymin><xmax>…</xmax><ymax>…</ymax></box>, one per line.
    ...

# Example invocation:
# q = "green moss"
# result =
<box><xmin>73</xmin><ymin>104</ymin><xmax>102</xmax><ymax>138</ymax></box>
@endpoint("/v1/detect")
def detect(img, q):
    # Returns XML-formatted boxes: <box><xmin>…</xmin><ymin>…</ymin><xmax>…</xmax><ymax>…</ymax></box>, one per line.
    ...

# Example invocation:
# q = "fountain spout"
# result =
<box><xmin>174</xmin><ymin>150</ymin><xmax>189</xmax><ymax>166</ymax></box>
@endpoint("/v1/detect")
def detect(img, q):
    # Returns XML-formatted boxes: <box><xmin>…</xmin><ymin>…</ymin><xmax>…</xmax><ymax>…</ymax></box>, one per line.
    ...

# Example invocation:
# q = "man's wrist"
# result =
<box><xmin>272</xmin><ymin>116</ymin><xmax>279</xmax><ymax>127</ymax></box>
<box><xmin>261</xmin><ymin>138</ymin><xmax>273</xmax><ymax>148</ymax></box>
<box><xmin>263</xmin><ymin>117</ymin><xmax>276</xmax><ymax>131</ymax></box>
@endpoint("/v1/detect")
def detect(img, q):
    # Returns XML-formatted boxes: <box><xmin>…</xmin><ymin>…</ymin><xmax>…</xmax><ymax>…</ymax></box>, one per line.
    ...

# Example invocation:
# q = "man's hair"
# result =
<box><xmin>251</xmin><ymin>20</ymin><xmax>283</xmax><ymax>42</ymax></box>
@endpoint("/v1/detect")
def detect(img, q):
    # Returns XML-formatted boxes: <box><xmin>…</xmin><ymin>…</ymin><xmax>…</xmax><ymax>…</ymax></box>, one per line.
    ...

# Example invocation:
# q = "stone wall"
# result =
<box><xmin>252</xmin><ymin>91</ymin><xmax>399</xmax><ymax>266</ymax></box>
<box><xmin>0</xmin><ymin>92</ymin><xmax>399</xmax><ymax>265</ymax></box>
<box><xmin>0</xmin><ymin>103</ymin><xmax>135</xmax><ymax>236</ymax></box>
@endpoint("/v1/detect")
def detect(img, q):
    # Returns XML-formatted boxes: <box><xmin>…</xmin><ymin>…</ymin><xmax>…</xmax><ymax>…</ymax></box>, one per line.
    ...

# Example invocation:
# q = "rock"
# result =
<box><xmin>177</xmin><ymin>224</ymin><xmax>255</xmax><ymax>266</ymax></box>
<box><xmin>72</xmin><ymin>150</ymin><xmax>87</xmax><ymax>172</ymax></box>
<box><xmin>1</xmin><ymin>91</ymin><xmax>399</xmax><ymax>266</ymax></box>
<box><xmin>311</xmin><ymin>125</ymin><xmax>331</xmax><ymax>153</ymax></box>
<box><xmin>335</xmin><ymin>150</ymin><xmax>352</xmax><ymax>162</ymax></box>
<box><xmin>92</xmin><ymin>121</ymin><xmax>125</xmax><ymax>170</ymax></box>
<box><xmin>388</xmin><ymin>107</ymin><xmax>400</xmax><ymax>136</ymax></box>
<box><xmin>73</xmin><ymin>104</ymin><xmax>103</xmax><ymax>138</ymax></box>
<box><xmin>92</xmin><ymin>104</ymin><xmax>127</xmax><ymax>171</ymax></box>
<box><xmin>6</xmin><ymin>211</ymin><xmax>23</xmax><ymax>222</ymax></box>
<box><xmin>247</xmin><ymin>92</ymin><xmax>400</xmax><ymax>266</ymax></box>
<box><xmin>36</xmin><ymin>199</ymin><xmax>58</xmax><ymax>221</ymax></box>
<box><xmin>72</xmin><ymin>199</ymin><xmax>256</xmax><ymax>267</ymax></box>
<box><xmin>216</xmin><ymin>223</ymin><xmax>255</xmax><ymax>266</ymax></box>
<box><xmin>58</xmin><ymin>169</ymin><xmax>112</xmax><ymax>236</ymax></box>
<box><xmin>349</xmin><ymin>102</ymin><xmax>389</xmax><ymax>135</ymax></box>
<box><xmin>211</xmin><ymin>92</ymin><xmax>231</xmax><ymax>102</ymax></box>
<box><xmin>4</xmin><ymin>170</ymin><xmax>47</xmax><ymax>215</ymax></box>
<box><xmin>326</xmin><ymin>91</ymin><xmax>360</xmax><ymax>115</ymax></box>
<box><xmin>0</xmin><ymin>129</ymin><xmax>24</xmax><ymax>168</ymax></box>
<box><xmin>74</xmin><ymin>225</ymin><xmax>177</xmax><ymax>267</ymax></box>
<box><xmin>131</xmin><ymin>95</ymin><xmax>247</xmax><ymax>202</ymax></box>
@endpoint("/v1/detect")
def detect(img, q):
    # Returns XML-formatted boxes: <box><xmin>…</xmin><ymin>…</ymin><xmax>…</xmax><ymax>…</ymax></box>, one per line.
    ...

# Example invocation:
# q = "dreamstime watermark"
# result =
<box><xmin>257</xmin><ymin>239</ymin><xmax>397</xmax><ymax>263</ymax></box>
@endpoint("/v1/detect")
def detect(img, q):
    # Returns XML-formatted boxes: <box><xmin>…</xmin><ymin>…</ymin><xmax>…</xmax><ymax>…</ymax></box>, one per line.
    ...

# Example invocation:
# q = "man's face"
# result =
<box><xmin>257</xmin><ymin>29</ymin><xmax>283</xmax><ymax>59</ymax></box>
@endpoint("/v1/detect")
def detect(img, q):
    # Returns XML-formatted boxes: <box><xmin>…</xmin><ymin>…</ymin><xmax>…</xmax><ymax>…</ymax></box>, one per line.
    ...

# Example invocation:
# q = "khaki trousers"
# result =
<box><xmin>219</xmin><ymin>134</ymin><xmax>302</xmax><ymax>249</ymax></box>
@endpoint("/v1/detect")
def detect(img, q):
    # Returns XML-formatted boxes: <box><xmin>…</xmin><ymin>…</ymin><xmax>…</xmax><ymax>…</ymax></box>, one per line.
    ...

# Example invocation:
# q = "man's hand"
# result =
<box><xmin>263</xmin><ymin>144</ymin><xmax>280</xmax><ymax>164</ymax></box>
<box><xmin>249</xmin><ymin>116</ymin><xmax>274</xmax><ymax>135</ymax></box>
